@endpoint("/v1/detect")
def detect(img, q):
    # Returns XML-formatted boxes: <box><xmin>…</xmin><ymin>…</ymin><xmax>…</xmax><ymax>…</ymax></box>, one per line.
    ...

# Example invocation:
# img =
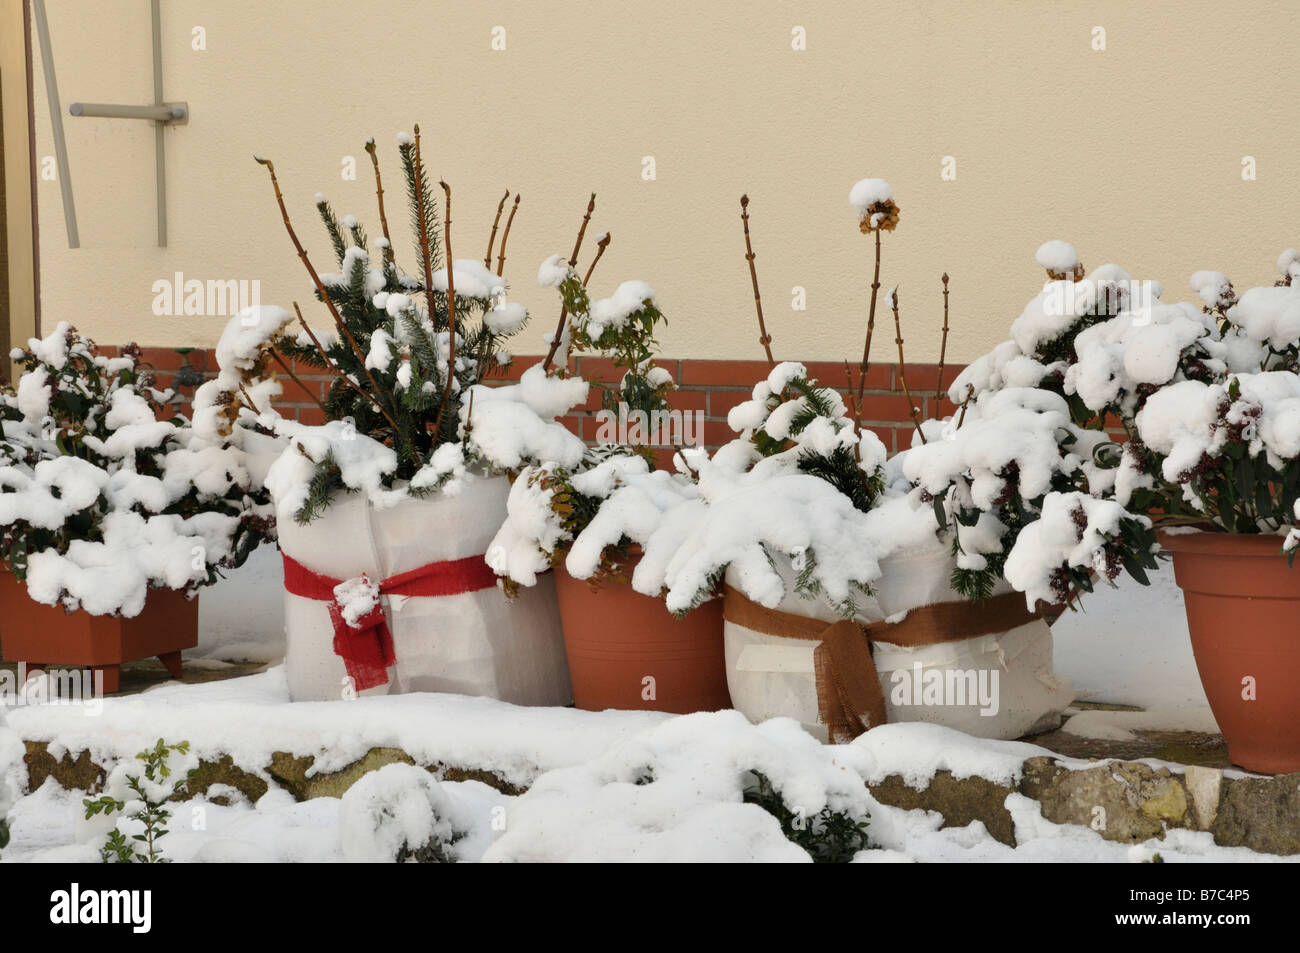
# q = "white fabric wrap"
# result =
<box><xmin>278</xmin><ymin>475</ymin><xmax>571</xmax><ymax>705</ymax></box>
<box><xmin>724</xmin><ymin>540</ymin><xmax>1070</xmax><ymax>742</ymax></box>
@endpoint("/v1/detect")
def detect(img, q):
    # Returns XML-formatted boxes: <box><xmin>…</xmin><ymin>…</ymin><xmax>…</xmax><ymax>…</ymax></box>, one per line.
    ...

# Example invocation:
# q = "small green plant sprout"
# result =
<box><xmin>539</xmin><ymin>195</ymin><xmax>673</xmax><ymax>450</ymax></box>
<box><xmin>83</xmin><ymin>739</ymin><xmax>195</xmax><ymax>864</ymax></box>
<box><xmin>742</xmin><ymin>771</ymin><xmax>872</xmax><ymax>863</ymax></box>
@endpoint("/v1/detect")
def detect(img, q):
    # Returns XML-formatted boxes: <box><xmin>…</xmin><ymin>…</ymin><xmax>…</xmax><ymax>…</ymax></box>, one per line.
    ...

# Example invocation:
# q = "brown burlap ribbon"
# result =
<box><xmin>722</xmin><ymin>585</ymin><xmax>1041</xmax><ymax>743</ymax></box>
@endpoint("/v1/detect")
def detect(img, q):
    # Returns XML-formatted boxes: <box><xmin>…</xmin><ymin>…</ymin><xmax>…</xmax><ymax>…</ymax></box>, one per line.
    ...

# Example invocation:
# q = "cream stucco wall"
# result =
<box><xmin>23</xmin><ymin>0</ymin><xmax>1300</xmax><ymax>362</ymax></box>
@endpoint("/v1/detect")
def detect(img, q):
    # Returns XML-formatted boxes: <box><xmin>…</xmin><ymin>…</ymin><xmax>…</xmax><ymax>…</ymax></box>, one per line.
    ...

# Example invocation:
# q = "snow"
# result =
<box><xmin>585</xmin><ymin>280</ymin><xmax>656</xmax><ymax>341</ymax></box>
<box><xmin>1189</xmin><ymin>270</ymin><xmax>1233</xmax><ymax>310</ymax></box>
<box><xmin>536</xmin><ymin>254</ymin><xmax>570</xmax><ymax>288</ymax></box>
<box><xmin>332</xmin><ymin>574</ymin><xmax>380</xmax><ymax>628</ymax></box>
<box><xmin>461</xmin><ymin>364</ymin><xmax>588</xmax><ymax>471</ymax></box>
<box><xmin>1226</xmin><ymin>285</ymin><xmax>1300</xmax><ymax>350</ymax></box>
<box><xmin>848</xmin><ymin>178</ymin><xmax>893</xmax><ymax>217</ymax></box>
<box><xmin>215</xmin><ymin>306</ymin><xmax>294</xmax><ymax>371</ymax></box>
<box><xmin>431</xmin><ymin>260</ymin><xmax>506</xmax><ymax>301</ymax></box>
<box><xmin>1003</xmin><ymin>492</ymin><xmax>1137</xmax><ymax>610</ymax></box>
<box><xmin>1034</xmin><ymin>240</ymin><xmax>1079</xmax><ymax>276</ymax></box>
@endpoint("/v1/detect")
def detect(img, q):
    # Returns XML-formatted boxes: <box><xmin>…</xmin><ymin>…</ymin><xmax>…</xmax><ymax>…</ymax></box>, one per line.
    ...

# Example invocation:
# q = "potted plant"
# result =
<box><xmin>486</xmin><ymin>206</ymin><xmax>729</xmax><ymax>714</ymax></box>
<box><xmin>954</xmin><ymin>242</ymin><xmax>1300</xmax><ymax>772</ymax></box>
<box><xmin>629</xmin><ymin>184</ymin><xmax>1104</xmax><ymax>743</ymax></box>
<box><xmin>0</xmin><ymin>324</ymin><xmax>275</xmax><ymax>692</ymax></box>
<box><xmin>243</xmin><ymin>129</ymin><xmax>583</xmax><ymax>703</ymax></box>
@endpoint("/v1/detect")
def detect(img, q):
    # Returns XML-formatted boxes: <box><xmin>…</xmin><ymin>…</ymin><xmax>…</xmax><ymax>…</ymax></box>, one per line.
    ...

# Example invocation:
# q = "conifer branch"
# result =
<box><xmin>431</xmin><ymin>179</ymin><xmax>458</xmax><ymax>441</ymax></box>
<box><xmin>486</xmin><ymin>189</ymin><xmax>510</xmax><ymax>269</ymax></box>
<box><xmin>891</xmin><ymin>286</ymin><xmax>926</xmax><ymax>445</ymax></box>
<box><xmin>496</xmin><ymin>194</ymin><xmax>520</xmax><ymax>276</ymax></box>
<box><xmin>542</xmin><ymin>193</ymin><xmax>597</xmax><ymax>374</ymax></box>
<box><xmin>364</xmin><ymin>138</ymin><xmax>394</xmax><ymax>265</ymax></box>
<box><xmin>292</xmin><ymin>302</ymin><xmax>393</xmax><ymax>423</ymax></box>
<box><xmin>411</xmin><ymin>127</ymin><xmax>438</xmax><ymax>319</ymax></box>
<box><xmin>936</xmin><ymin>272</ymin><xmax>950</xmax><ymax>403</ymax></box>
<box><xmin>740</xmin><ymin>195</ymin><xmax>775</xmax><ymax>366</ymax></box>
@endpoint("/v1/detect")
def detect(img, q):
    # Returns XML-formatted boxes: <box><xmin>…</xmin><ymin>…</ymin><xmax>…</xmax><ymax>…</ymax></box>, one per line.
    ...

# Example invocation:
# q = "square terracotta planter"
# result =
<box><xmin>0</xmin><ymin>573</ymin><xmax>198</xmax><ymax>694</ymax></box>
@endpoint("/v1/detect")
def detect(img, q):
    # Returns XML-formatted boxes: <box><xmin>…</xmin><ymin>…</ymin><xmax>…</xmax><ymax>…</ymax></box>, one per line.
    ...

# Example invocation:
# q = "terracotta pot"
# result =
<box><xmin>0</xmin><ymin>573</ymin><xmax>198</xmax><ymax>694</ymax></box>
<box><xmin>1159</xmin><ymin>531</ymin><xmax>1300</xmax><ymax>773</ymax></box>
<box><xmin>554</xmin><ymin>554</ymin><xmax>730</xmax><ymax>714</ymax></box>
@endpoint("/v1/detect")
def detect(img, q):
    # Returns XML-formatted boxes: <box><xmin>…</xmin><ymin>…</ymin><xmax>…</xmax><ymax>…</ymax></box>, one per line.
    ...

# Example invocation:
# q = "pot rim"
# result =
<box><xmin>1156</xmin><ymin>528</ymin><xmax>1290</xmax><ymax>557</ymax></box>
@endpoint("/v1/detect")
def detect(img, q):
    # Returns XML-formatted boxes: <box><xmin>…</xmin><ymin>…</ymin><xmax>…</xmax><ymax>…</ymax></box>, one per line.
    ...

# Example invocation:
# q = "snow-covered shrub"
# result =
<box><xmin>481</xmin><ymin>711</ymin><xmax>876</xmax><ymax>862</ymax></box>
<box><xmin>251</xmin><ymin>132</ymin><xmax>581</xmax><ymax>523</ymax></box>
<box><xmin>488</xmin><ymin>242</ymin><xmax>694</xmax><ymax>593</ymax></box>
<box><xmin>338</xmin><ymin>763</ymin><xmax>479</xmax><ymax>863</ymax></box>
<box><xmin>903</xmin><ymin>386</ymin><xmax>1158</xmax><ymax>606</ymax></box>
<box><xmin>949</xmin><ymin>244</ymin><xmax>1300</xmax><ymax>593</ymax></box>
<box><xmin>0</xmin><ymin>324</ymin><xmax>275</xmax><ymax>616</ymax></box>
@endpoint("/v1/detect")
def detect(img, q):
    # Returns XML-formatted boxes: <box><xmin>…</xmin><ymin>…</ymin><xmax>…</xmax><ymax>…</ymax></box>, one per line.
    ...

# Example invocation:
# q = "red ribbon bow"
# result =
<box><xmin>281</xmin><ymin>551</ymin><xmax>498</xmax><ymax>691</ymax></box>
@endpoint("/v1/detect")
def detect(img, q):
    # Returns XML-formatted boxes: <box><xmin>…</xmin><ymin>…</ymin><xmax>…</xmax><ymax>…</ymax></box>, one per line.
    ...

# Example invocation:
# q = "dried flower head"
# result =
<box><xmin>849</xmin><ymin>178</ymin><xmax>900</xmax><ymax>233</ymax></box>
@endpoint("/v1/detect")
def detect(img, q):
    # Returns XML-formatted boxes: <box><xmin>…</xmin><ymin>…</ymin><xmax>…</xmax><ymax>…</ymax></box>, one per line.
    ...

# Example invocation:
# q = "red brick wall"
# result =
<box><xmin>134</xmin><ymin>346</ymin><xmax>966</xmax><ymax>456</ymax></box>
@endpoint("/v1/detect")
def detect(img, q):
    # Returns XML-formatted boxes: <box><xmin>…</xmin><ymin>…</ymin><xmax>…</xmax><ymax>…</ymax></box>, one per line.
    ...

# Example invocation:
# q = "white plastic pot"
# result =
<box><xmin>724</xmin><ymin>540</ymin><xmax>1070</xmax><ymax>742</ymax></box>
<box><xmin>277</xmin><ymin>475</ymin><xmax>572</xmax><ymax>705</ymax></box>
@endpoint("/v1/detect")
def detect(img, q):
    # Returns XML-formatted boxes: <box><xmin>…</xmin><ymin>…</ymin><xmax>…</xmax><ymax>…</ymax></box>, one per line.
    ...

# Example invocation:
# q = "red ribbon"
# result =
<box><xmin>281</xmin><ymin>551</ymin><xmax>498</xmax><ymax>691</ymax></box>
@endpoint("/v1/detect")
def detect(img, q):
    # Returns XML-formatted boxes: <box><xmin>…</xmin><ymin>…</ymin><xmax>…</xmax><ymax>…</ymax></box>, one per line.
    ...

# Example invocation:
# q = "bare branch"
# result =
<box><xmin>740</xmin><ymin>195</ymin><xmax>775</xmax><ymax>366</ymax></box>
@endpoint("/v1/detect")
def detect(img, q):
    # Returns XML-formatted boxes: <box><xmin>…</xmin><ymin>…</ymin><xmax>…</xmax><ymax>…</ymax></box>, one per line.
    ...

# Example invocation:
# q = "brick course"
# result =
<box><xmin>130</xmin><ymin>345</ymin><xmax>969</xmax><ymax>455</ymax></box>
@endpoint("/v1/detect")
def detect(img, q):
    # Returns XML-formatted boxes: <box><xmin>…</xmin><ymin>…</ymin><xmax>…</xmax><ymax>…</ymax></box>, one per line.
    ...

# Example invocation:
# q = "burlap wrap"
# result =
<box><xmin>722</xmin><ymin>584</ymin><xmax>1040</xmax><ymax>743</ymax></box>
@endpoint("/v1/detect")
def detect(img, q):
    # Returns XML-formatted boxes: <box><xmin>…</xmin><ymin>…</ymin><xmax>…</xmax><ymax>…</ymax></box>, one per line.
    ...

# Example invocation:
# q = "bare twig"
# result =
<box><xmin>255</xmin><ymin>156</ymin><xmax>398</xmax><ymax>433</ymax></box>
<box><xmin>674</xmin><ymin>442</ymin><xmax>700</xmax><ymax>480</ymax></box>
<box><xmin>843</xmin><ymin>360</ymin><xmax>862</xmax><ymax>464</ymax></box>
<box><xmin>855</xmin><ymin>229</ymin><xmax>883</xmax><ymax>426</ymax></box>
<box><xmin>891</xmin><ymin>286</ymin><xmax>926</xmax><ymax>445</ymax></box>
<box><xmin>496</xmin><ymin>194</ymin><xmax>520</xmax><ymax>276</ymax></box>
<box><xmin>542</xmin><ymin>193</ymin><xmax>597</xmax><ymax>374</ymax></box>
<box><xmin>363</xmin><ymin>138</ymin><xmax>394</xmax><ymax>266</ymax></box>
<box><xmin>936</xmin><ymin>272</ymin><xmax>950</xmax><ymax>403</ymax></box>
<box><xmin>485</xmin><ymin>189</ymin><xmax>510</xmax><ymax>269</ymax></box>
<box><xmin>740</xmin><ymin>195</ymin><xmax>775</xmax><ymax>366</ymax></box>
<box><xmin>268</xmin><ymin>347</ymin><xmax>327</xmax><ymax>412</ymax></box>
<box><xmin>292</xmin><ymin>302</ymin><xmax>392</xmax><ymax>421</ymax></box>
<box><xmin>583</xmin><ymin>232</ymin><xmax>611</xmax><ymax>286</ymax></box>
<box><xmin>956</xmin><ymin>383</ymin><xmax>975</xmax><ymax>428</ymax></box>
<box><xmin>237</xmin><ymin>382</ymin><xmax>263</xmax><ymax>417</ymax></box>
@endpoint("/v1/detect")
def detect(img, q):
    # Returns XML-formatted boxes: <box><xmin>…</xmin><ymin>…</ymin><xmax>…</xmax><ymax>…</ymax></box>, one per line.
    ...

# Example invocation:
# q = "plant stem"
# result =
<box><xmin>255</xmin><ymin>156</ymin><xmax>399</xmax><ymax>437</ymax></box>
<box><xmin>268</xmin><ymin>347</ymin><xmax>327</xmax><ymax>412</ymax></box>
<box><xmin>892</xmin><ymin>287</ymin><xmax>926</xmax><ymax>445</ymax></box>
<box><xmin>936</xmin><ymin>272</ymin><xmax>950</xmax><ymax>403</ymax></box>
<box><xmin>364</xmin><ymin>138</ymin><xmax>394</xmax><ymax>266</ymax></box>
<box><xmin>291</xmin><ymin>302</ymin><xmax>392</xmax><ymax>421</ymax></box>
<box><xmin>496</xmin><ymin>194</ymin><xmax>519</xmax><ymax>276</ymax></box>
<box><xmin>855</xmin><ymin>229</ymin><xmax>882</xmax><ymax>426</ymax></box>
<box><xmin>740</xmin><ymin>195</ymin><xmax>774</xmax><ymax>366</ymax></box>
<box><xmin>956</xmin><ymin>383</ymin><xmax>975</xmax><ymax>428</ymax></box>
<box><xmin>485</xmin><ymin>188</ymin><xmax>510</xmax><ymax>269</ymax></box>
<box><xmin>583</xmin><ymin>232</ymin><xmax>611</xmax><ymax>286</ymax></box>
<box><xmin>542</xmin><ymin>193</ymin><xmax>596</xmax><ymax>374</ymax></box>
